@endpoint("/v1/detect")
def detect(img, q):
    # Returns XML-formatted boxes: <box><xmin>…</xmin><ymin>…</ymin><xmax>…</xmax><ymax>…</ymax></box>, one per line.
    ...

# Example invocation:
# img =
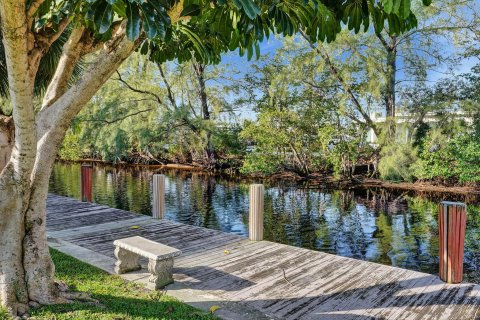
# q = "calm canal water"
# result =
<box><xmin>49</xmin><ymin>162</ymin><xmax>480</xmax><ymax>282</ymax></box>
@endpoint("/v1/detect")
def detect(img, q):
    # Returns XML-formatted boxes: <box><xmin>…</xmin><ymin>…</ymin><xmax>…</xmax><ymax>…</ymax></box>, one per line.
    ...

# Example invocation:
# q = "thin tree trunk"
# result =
<box><xmin>385</xmin><ymin>44</ymin><xmax>397</xmax><ymax>119</ymax></box>
<box><xmin>192</xmin><ymin>62</ymin><xmax>215</xmax><ymax>168</ymax></box>
<box><xmin>377</xmin><ymin>33</ymin><xmax>397</xmax><ymax>142</ymax></box>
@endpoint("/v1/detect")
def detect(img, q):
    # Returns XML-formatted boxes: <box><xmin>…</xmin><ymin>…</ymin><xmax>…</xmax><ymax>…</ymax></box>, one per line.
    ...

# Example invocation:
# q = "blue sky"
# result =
<box><xmin>211</xmin><ymin>27</ymin><xmax>479</xmax><ymax>122</ymax></box>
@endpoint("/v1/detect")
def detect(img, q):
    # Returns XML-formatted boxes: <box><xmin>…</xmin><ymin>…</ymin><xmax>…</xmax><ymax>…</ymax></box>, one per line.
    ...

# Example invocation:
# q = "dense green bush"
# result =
<box><xmin>318</xmin><ymin>125</ymin><xmax>370</xmax><ymax>178</ymax></box>
<box><xmin>240</xmin><ymin>109</ymin><xmax>324</xmax><ymax>176</ymax></box>
<box><xmin>414</xmin><ymin>133</ymin><xmax>480</xmax><ymax>183</ymax></box>
<box><xmin>212</xmin><ymin>125</ymin><xmax>246</xmax><ymax>156</ymax></box>
<box><xmin>379</xmin><ymin>143</ymin><xmax>418</xmax><ymax>182</ymax></box>
<box><xmin>240</xmin><ymin>151</ymin><xmax>283</xmax><ymax>175</ymax></box>
<box><xmin>59</xmin><ymin>130</ymin><xmax>83</xmax><ymax>161</ymax></box>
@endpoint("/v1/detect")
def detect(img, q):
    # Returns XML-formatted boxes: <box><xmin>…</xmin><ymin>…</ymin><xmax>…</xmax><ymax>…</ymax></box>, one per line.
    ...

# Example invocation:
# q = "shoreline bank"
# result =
<box><xmin>59</xmin><ymin>158</ymin><xmax>480</xmax><ymax>199</ymax></box>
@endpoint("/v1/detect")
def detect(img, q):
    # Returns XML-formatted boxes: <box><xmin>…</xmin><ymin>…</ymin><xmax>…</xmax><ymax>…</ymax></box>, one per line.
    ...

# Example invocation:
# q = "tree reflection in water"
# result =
<box><xmin>49</xmin><ymin>162</ymin><xmax>480</xmax><ymax>282</ymax></box>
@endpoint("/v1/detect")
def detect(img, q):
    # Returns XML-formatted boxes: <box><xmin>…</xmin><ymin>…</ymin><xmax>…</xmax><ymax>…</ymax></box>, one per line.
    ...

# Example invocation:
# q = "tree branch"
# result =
<box><xmin>29</xmin><ymin>17</ymin><xmax>71</xmax><ymax>76</ymax></box>
<box><xmin>79</xmin><ymin>108</ymin><xmax>153</xmax><ymax>125</ymax></box>
<box><xmin>36</xmin><ymin>22</ymin><xmax>138</xmax><ymax>137</ymax></box>
<box><xmin>116</xmin><ymin>71</ymin><xmax>165</xmax><ymax>107</ymax></box>
<box><xmin>375</xmin><ymin>32</ymin><xmax>390</xmax><ymax>50</ymax></box>
<box><xmin>157</xmin><ymin>63</ymin><xmax>177</xmax><ymax>108</ymax></box>
<box><xmin>299</xmin><ymin>30</ymin><xmax>379</xmax><ymax>135</ymax></box>
<box><xmin>27</xmin><ymin>0</ymin><xmax>46</xmax><ymax>27</ymax></box>
<box><xmin>42</xmin><ymin>26</ymin><xmax>85</xmax><ymax>109</ymax></box>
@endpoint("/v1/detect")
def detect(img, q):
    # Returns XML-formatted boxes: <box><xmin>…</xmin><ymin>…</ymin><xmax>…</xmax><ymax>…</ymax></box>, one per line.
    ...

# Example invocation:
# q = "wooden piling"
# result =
<box><xmin>249</xmin><ymin>184</ymin><xmax>264</xmax><ymax>241</ymax></box>
<box><xmin>438</xmin><ymin>201</ymin><xmax>467</xmax><ymax>283</ymax></box>
<box><xmin>152</xmin><ymin>174</ymin><xmax>165</xmax><ymax>219</ymax></box>
<box><xmin>81</xmin><ymin>164</ymin><xmax>93</xmax><ymax>202</ymax></box>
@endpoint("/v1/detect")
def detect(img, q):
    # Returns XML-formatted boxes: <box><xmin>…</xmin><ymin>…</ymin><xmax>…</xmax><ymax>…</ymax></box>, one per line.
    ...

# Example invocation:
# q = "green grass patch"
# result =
<box><xmin>26</xmin><ymin>249</ymin><xmax>217</xmax><ymax>320</ymax></box>
<box><xmin>0</xmin><ymin>307</ymin><xmax>10</xmax><ymax>320</ymax></box>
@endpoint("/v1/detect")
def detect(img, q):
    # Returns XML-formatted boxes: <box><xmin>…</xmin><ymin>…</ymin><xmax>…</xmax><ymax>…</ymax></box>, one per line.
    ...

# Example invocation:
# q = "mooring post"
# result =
<box><xmin>249</xmin><ymin>184</ymin><xmax>264</xmax><ymax>241</ymax></box>
<box><xmin>81</xmin><ymin>164</ymin><xmax>93</xmax><ymax>202</ymax></box>
<box><xmin>152</xmin><ymin>174</ymin><xmax>165</xmax><ymax>219</ymax></box>
<box><xmin>438</xmin><ymin>201</ymin><xmax>467</xmax><ymax>283</ymax></box>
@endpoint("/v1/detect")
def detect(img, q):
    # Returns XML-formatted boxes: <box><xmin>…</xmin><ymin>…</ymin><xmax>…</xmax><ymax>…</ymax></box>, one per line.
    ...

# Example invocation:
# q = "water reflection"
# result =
<box><xmin>49</xmin><ymin>162</ymin><xmax>480</xmax><ymax>282</ymax></box>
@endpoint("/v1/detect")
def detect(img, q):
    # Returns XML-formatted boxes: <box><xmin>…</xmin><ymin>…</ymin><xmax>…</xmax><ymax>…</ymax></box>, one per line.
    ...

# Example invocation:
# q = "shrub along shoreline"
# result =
<box><xmin>57</xmin><ymin>158</ymin><xmax>480</xmax><ymax>201</ymax></box>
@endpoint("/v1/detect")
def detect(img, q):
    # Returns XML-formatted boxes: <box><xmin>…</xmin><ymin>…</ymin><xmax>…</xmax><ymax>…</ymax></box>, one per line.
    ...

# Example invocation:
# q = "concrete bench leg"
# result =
<box><xmin>114</xmin><ymin>247</ymin><xmax>141</xmax><ymax>274</ymax></box>
<box><xmin>148</xmin><ymin>258</ymin><xmax>174</xmax><ymax>290</ymax></box>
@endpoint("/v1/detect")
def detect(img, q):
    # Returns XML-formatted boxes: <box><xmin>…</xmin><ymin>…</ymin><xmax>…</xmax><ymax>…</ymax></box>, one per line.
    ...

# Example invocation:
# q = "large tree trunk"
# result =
<box><xmin>0</xmin><ymin>144</ymin><xmax>66</xmax><ymax>316</ymax></box>
<box><xmin>0</xmin><ymin>172</ymin><xmax>61</xmax><ymax>317</ymax></box>
<box><xmin>0</xmin><ymin>1</ymin><xmax>41</xmax><ymax>314</ymax></box>
<box><xmin>20</xmin><ymin>32</ymin><xmax>137</xmax><ymax>313</ymax></box>
<box><xmin>22</xmin><ymin>127</ymin><xmax>68</xmax><ymax>306</ymax></box>
<box><xmin>0</xmin><ymin>12</ymin><xmax>136</xmax><ymax>314</ymax></box>
<box><xmin>0</xmin><ymin>165</ymin><xmax>29</xmax><ymax>316</ymax></box>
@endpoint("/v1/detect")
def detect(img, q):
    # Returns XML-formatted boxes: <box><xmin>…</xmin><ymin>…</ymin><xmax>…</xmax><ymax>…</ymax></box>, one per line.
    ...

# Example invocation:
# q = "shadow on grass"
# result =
<box><xmin>31</xmin><ymin>295</ymin><xmax>214</xmax><ymax>320</ymax></box>
<box><xmin>28</xmin><ymin>249</ymin><xmax>216</xmax><ymax>320</ymax></box>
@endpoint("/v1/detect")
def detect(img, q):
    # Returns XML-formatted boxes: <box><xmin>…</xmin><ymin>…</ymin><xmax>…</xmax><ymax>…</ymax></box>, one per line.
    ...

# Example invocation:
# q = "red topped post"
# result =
<box><xmin>438</xmin><ymin>201</ymin><xmax>467</xmax><ymax>283</ymax></box>
<box><xmin>81</xmin><ymin>164</ymin><xmax>93</xmax><ymax>202</ymax></box>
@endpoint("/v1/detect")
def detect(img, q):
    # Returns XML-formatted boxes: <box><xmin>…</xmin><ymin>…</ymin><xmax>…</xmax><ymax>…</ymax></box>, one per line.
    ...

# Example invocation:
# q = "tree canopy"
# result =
<box><xmin>0</xmin><ymin>0</ymin><xmax>429</xmax><ymax>108</ymax></box>
<box><xmin>30</xmin><ymin>0</ymin><xmax>425</xmax><ymax>65</ymax></box>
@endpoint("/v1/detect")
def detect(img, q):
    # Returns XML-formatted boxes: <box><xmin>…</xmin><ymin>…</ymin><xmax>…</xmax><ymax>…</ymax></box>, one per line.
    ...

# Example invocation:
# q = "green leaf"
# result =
<box><xmin>401</xmin><ymin>0</ymin><xmax>411</xmax><ymax>19</ymax></box>
<box><xmin>254</xmin><ymin>41</ymin><xmax>260</xmax><ymax>59</ymax></box>
<box><xmin>178</xmin><ymin>24</ymin><xmax>210</xmax><ymax>62</ymax></box>
<box><xmin>180</xmin><ymin>4</ymin><xmax>201</xmax><ymax>17</ymax></box>
<box><xmin>141</xmin><ymin>3</ymin><xmax>161</xmax><ymax>38</ymax></box>
<box><xmin>383</xmin><ymin>0</ymin><xmax>394</xmax><ymax>14</ymax></box>
<box><xmin>247</xmin><ymin>44</ymin><xmax>253</xmax><ymax>60</ymax></box>
<box><xmin>392</xmin><ymin>0</ymin><xmax>402</xmax><ymax>15</ymax></box>
<box><xmin>126</xmin><ymin>1</ymin><xmax>141</xmax><ymax>40</ymax></box>
<box><xmin>94</xmin><ymin>1</ymin><xmax>113</xmax><ymax>34</ymax></box>
<box><xmin>233</xmin><ymin>0</ymin><xmax>261</xmax><ymax>20</ymax></box>
<box><xmin>373</xmin><ymin>8</ymin><xmax>384</xmax><ymax>33</ymax></box>
<box><xmin>112</xmin><ymin>0</ymin><xmax>127</xmax><ymax>18</ymax></box>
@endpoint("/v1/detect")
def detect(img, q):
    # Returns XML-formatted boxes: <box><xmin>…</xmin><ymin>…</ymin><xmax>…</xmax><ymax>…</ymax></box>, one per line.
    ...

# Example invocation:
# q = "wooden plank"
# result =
<box><xmin>225</xmin><ymin>249</ymin><xmax>336</xmax><ymax>302</ymax></box>
<box><xmin>176</xmin><ymin>239</ymin><xmax>267</xmax><ymax>267</ymax></box>
<box><xmin>260</xmin><ymin>258</ymin><xmax>391</xmax><ymax>319</ymax></box>
<box><xmin>45</xmin><ymin>195</ymin><xmax>480</xmax><ymax>320</ymax></box>
<box><xmin>175</xmin><ymin>245</ymin><xmax>296</xmax><ymax>293</ymax></box>
<box><xmin>370</xmin><ymin>274</ymin><xmax>445</xmax><ymax>319</ymax></box>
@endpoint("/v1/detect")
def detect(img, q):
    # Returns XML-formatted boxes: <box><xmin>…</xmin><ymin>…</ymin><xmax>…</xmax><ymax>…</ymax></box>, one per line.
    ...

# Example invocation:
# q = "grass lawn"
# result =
<box><xmin>1</xmin><ymin>249</ymin><xmax>218</xmax><ymax>320</ymax></box>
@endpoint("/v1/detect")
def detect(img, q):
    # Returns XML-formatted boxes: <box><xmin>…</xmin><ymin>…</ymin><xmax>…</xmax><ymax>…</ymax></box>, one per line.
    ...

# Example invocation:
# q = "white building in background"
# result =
<box><xmin>366</xmin><ymin>110</ymin><xmax>474</xmax><ymax>145</ymax></box>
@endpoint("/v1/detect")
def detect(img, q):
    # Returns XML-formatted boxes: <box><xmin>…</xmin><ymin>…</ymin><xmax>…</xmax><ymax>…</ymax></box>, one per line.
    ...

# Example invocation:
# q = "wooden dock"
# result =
<box><xmin>46</xmin><ymin>194</ymin><xmax>480</xmax><ymax>320</ymax></box>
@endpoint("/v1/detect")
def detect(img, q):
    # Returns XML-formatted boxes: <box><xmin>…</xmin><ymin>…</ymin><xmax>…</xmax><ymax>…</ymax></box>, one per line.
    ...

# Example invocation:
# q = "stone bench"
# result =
<box><xmin>113</xmin><ymin>236</ymin><xmax>181</xmax><ymax>289</ymax></box>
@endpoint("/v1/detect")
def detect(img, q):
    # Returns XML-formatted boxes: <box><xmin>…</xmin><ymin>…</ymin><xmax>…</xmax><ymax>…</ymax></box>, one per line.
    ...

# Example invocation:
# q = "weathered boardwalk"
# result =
<box><xmin>46</xmin><ymin>194</ymin><xmax>480</xmax><ymax>320</ymax></box>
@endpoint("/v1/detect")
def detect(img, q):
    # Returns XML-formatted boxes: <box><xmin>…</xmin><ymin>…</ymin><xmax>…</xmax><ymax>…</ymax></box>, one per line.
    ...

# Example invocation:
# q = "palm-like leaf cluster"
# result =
<box><xmin>0</xmin><ymin>0</ymin><xmax>427</xmax><ymax>98</ymax></box>
<box><xmin>0</xmin><ymin>31</ymin><xmax>84</xmax><ymax>99</ymax></box>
